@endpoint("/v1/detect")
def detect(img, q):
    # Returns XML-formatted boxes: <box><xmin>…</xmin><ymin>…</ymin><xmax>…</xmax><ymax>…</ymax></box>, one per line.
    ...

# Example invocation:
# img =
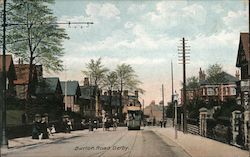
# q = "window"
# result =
<box><xmin>207</xmin><ymin>88</ymin><xmax>214</xmax><ymax>96</ymax></box>
<box><xmin>231</xmin><ymin>88</ymin><xmax>236</xmax><ymax>95</ymax></box>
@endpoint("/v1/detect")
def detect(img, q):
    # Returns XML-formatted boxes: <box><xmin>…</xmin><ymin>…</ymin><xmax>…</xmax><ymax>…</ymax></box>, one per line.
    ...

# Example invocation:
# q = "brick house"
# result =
<box><xmin>199</xmin><ymin>71</ymin><xmax>239</xmax><ymax>102</ymax></box>
<box><xmin>14</xmin><ymin>63</ymin><xmax>43</xmax><ymax>99</ymax></box>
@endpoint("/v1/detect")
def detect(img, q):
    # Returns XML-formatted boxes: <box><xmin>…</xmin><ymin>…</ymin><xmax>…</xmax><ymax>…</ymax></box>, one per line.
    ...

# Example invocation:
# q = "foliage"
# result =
<box><xmin>82</xmin><ymin>58</ymin><xmax>109</xmax><ymax>87</ymax></box>
<box><xmin>213</xmin><ymin>98</ymin><xmax>244</xmax><ymax>119</ymax></box>
<box><xmin>186</xmin><ymin>76</ymin><xmax>199</xmax><ymax>89</ymax></box>
<box><xmin>206</xmin><ymin>64</ymin><xmax>226</xmax><ymax>84</ymax></box>
<box><xmin>166</xmin><ymin>102</ymin><xmax>174</xmax><ymax>118</ymax></box>
<box><xmin>102</xmin><ymin>71</ymin><xmax>118</xmax><ymax>91</ymax></box>
<box><xmin>116</xmin><ymin>63</ymin><xmax>144</xmax><ymax>94</ymax></box>
<box><xmin>2</xmin><ymin>0</ymin><xmax>68</xmax><ymax>96</ymax></box>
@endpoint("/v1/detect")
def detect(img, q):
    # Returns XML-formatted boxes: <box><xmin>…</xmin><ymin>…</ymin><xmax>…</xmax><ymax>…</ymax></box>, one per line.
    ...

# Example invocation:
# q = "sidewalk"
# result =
<box><xmin>8</xmin><ymin>130</ymin><xmax>90</xmax><ymax>149</ymax></box>
<box><xmin>152</xmin><ymin>127</ymin><xmax>249</xmax><ymax>157</ymax></box>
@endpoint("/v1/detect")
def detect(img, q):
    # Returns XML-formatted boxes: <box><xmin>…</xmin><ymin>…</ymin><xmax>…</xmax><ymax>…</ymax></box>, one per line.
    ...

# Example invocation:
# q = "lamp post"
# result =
<box><xmin>173</xmin><ymin>91</ymin><xmax>178</xmax><ymax>139</ymax></box>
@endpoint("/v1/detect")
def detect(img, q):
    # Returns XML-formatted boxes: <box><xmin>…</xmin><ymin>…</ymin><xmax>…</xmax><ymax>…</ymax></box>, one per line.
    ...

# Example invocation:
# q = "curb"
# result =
<box><xmin>8</xmin><ymin>135</ymin><xmax>80</xmax><ymax>150</ymax></box>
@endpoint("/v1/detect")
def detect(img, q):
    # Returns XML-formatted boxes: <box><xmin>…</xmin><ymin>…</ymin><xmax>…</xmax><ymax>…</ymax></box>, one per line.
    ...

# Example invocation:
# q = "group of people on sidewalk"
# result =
<box><xmin>159</xmin><ymin>119</ymin><xmax>167</xmax><ymax>128</ymax></box>
<box><xmin>103</xmin><ymin>117</ymin><xmax>118</xmax><ymax>131</ymax></box>
<box><xmin>32</xmin><ymin>114</ymin><xmax>56</xmax><ymax>140</ymax></box>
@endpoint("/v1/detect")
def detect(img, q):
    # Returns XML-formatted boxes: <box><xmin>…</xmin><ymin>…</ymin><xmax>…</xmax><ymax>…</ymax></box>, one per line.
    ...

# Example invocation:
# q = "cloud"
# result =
<box><xmin>124</xmin><ymin>21</ymin><xmax>134</xmax><ymax>29</ymax></box>
<box><xmin>223</xmin><ymin>10</ymin><xmax>249</xmax><ymax>31</ymax></box>
<box><xmin>127</xmin><ymin>4</ymin><xmax>146</xmax><ymax>14</ymax></box>
<box><xmin>85</xmin><ymin>3</ymin><xmax>120</xmax><ymax>20</ymax></box>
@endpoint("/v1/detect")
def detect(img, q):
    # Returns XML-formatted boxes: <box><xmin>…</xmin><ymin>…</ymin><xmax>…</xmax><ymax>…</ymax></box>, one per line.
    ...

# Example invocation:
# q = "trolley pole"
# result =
<box><xmin>162</xmin><ymin>84</ymin><xmax>165</xmax><ymax>121</ymax></box>
<box><xmin>171</xmin><ymin>60</ymin><xmax>174</xmax><ymax>127</ymax></box>
<box><xmin>174</xmin><ymin>92</ymin><xmax>178</xmax><ymax>139</ymax></box>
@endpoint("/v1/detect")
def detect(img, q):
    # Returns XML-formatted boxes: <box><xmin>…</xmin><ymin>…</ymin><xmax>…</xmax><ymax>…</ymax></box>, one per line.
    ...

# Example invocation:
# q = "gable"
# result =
<box><xmin>236</xmin><ymin>33</ymin><xmax>249</xmax><ymax>67</ymax></box>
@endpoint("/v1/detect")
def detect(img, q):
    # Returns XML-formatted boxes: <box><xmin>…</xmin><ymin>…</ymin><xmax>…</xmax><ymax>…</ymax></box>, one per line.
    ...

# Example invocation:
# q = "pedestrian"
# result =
<box><xmin>32</xmin><ymin>114</ymin><xmax>41</xmax><ymax>139</ymax></box>
<box><xmin>94</xmin><ymin>119</ymin><xmax>97</xmax><ymax>130</ymax></box>
<box><xmin>88</xmin><ymin>119</ymin><xmax>93</xmax><ymax>131</ymax></box>
<box><xmin>160</xmin><ymin>119</ymin><xmax>163</xmax><ymax>128</ymax></box>
<box><xmin>163</xmin><ymin>120</ymin><xmax>166</xmax><ymax>128</ymax></box>
<box><xmin>40</xmin><ymin>116</ymin><xmax>49</xmax><ymax>139</ymax></box>
<box><xmin>81</xmin><ymin>119</ymin><xmax>86</xmax><ymax>130</ymax></box>
<box><xmin>113</xmin><ymin>118</ymin><xmax>117</xmax><ymax>131</ymax></box>
<box><xmin>67</xmin><ymin>119</ymin><xmax>73</xmax><ymax>131</ymax></box>
<box><xmin>50</xmin><ymin>125</ymin><xmax>56</xmax><ymax>136</ymax></box>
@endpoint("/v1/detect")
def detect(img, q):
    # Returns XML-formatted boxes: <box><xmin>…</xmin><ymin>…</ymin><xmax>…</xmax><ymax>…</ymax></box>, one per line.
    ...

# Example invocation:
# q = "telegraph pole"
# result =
<box><xmin>162</xmin><ymin>84</ymin><xmax>165</xmax><ymax>121</ymax></box>
<box><xmin>178</xmin><ymin>37</ymin><xmax>190</xmax><ymax>133</ymax></box>
<box><xmin>1</xmin><ymin>0</ymin><xmax>8</xmax><ymax>149</ymax></box>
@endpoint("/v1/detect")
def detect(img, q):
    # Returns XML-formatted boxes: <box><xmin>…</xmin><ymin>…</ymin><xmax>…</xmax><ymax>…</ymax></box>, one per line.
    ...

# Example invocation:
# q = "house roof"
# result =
<box><xmin>14</xmin><ymin>64</ymin><xmax>30</xmax><ymax>84</ymax></box>
<box><xmin>60</xmin><ymin>81</ymin><xmax>81</xmax><ymax>96</ymax></box>
<box><xmin>36</xmin><ymin>77</ymin><xmax>62</xmax><ymax>95</ymax></box>
<box><xmin>240</xmin><ymin>33</ymin><xmax>249</xmax><ymax>61</ymax></box>
<box><xmin>14</xmin><ymin>64</ymin><xmax>42</xmax><ymax>85</ymax></box>
<box><xmin>100</xmin><ymin>95</ymin><xmax>120</xmax><ymax>106</ymax></box>
<box><xmin>79</xmin><ymin>85</ymin><xmax>97</xmax><ymax>99</ymax></box>
<box><xmin>200</xmin><ymin>71</ymin><xmax>239</xmax><ymax>85</ymax></box>
<box><xmin>236</xmin><ymin>32</ymin><xmax>249</xmax><ymax>67</ymax></box>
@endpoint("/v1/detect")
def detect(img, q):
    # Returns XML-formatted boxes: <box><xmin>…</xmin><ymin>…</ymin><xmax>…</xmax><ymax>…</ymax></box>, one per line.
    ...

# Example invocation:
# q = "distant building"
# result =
<box><xmin>181</xmin><ymin>68</ymin><xmax>239</xmax><ymax>103</ymax></box>
<box><xmin>60</xmin><ymin>81</ymin><xmax>81</xmax><ymax>112</ymax></box>
<box><xmin>0</xmin><ymin>54</ymin><xmax>16</xmax><ymax>97</ymax></box>
<box><xmin>79</xmin><ymin>77</ymin><xmax>97</xmax><ymax>118</ymax></box>
<box><xmin>100</xmin><ymin>90</ymin><xmax>120</xmax><ymax>117</ymax></box>
<box><xmin>199</xmin><ymin>71</ymin><xmax>239</xmax><ymax>102</ymax></box>
<box><xmin>14</xmin><ymin>63</ymin><xmax>43</xmax><ymax>99</ymax></box>
<box><xmin>144</xmin><ymin>101</ymin><xmax>163</xmax><ymax>123</ymax></box>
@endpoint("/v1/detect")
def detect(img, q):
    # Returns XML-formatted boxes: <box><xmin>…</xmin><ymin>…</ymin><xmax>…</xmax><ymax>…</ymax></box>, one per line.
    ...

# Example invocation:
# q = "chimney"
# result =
<box><xmin>84</xmin><ymin>77</ymin><xmax>89</xmax><ymax>86</ymax></box>
<box><xmin>235</xmin><ymin>70</ymin><xmax>240</xmax><ymax>79</ymax></box>
<box><xmin>199</xmin><ymin>68</ymin><xmax>203</xmax><ymax>81</ymax></box>
<box><xmin>135</xmin><ymin>90</ymin><xmax>139</xmax><ymax>99</ymax></box>
<box><xmin>202</xmin><ymin>71</ymin><xmax>206</xmax><ymax>80</ymax></box>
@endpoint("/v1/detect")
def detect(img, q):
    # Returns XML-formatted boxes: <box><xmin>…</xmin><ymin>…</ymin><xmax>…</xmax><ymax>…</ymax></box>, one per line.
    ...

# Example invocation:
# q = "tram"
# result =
<box><xmin>126</xmin><ymin>106</ymin><xmax>142</xmax><ymax>130</ymax></box>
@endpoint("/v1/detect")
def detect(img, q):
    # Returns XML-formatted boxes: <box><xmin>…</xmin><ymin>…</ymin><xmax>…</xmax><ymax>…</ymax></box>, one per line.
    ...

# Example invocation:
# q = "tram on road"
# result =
<box><xmin>126</xmin><ymin>106</ymin><xmax>142</xmax><ymax>130</ymax></box>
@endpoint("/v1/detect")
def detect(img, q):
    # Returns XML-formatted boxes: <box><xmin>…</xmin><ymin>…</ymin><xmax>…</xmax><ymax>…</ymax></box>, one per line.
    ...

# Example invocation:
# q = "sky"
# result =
<box><xmin>47</xmin><ymin>0</ymin><xmax>249</xmax><ymax>106</ymax></box>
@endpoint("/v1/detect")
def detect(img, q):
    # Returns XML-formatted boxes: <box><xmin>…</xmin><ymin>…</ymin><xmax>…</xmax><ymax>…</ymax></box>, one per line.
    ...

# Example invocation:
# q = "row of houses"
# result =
<box><xmin>0</xmin><ymin>56</ymin><xmax>141</xmax><ymax>124</ymax></box>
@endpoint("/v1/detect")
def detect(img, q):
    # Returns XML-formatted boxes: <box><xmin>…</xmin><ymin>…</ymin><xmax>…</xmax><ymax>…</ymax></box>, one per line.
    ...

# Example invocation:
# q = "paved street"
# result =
<box><xmin>3</xmin><ymin>127</ymin><xmax>190</xmax><ymax>157</ymax></box>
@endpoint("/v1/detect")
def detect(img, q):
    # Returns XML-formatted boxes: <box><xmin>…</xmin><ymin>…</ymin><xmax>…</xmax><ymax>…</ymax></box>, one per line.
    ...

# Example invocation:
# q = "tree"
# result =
<box><xmin>3</xmin><ymin>0</ymin><xmax>69</xmax><ymax>96</ymax></box>
<box><xmin>102</xmin><ymin>71</ymin><xmax>118</xmax><ymax>119</ymax></box>
<box><xmin>206</xmin><ymin>64</ymin><xmax>225</xmax><ymax>84</ymax></box>
<box><xmin>82</xmin><ymin>58</ymin><xmax>109</xmax><ymax>117</ymax></box>
<box><xmin>186</xmin><ymin>76</ymin><xmax>199</xmax><ymax>89</ymax></box>
<box><xmin>116</xmin><ymin>63</ymin><xmax>143</xmax><ymax>94</ymax></box>
<box><xmin>82</xmin><ymin>58</ymin><xmax>109</xmax><ymax>87</ymax></box>
<box><xmin>115</xmin><ymin>63</ymin><xmax>143</xmax><ymax>121</ymax></box>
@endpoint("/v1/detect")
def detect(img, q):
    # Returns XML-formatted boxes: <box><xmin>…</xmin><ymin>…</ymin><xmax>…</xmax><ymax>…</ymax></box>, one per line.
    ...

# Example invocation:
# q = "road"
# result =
<box><xmin>4</xmin><ymin>127</ymin><xmax>190</xmax><ymax>157</ymax></box>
